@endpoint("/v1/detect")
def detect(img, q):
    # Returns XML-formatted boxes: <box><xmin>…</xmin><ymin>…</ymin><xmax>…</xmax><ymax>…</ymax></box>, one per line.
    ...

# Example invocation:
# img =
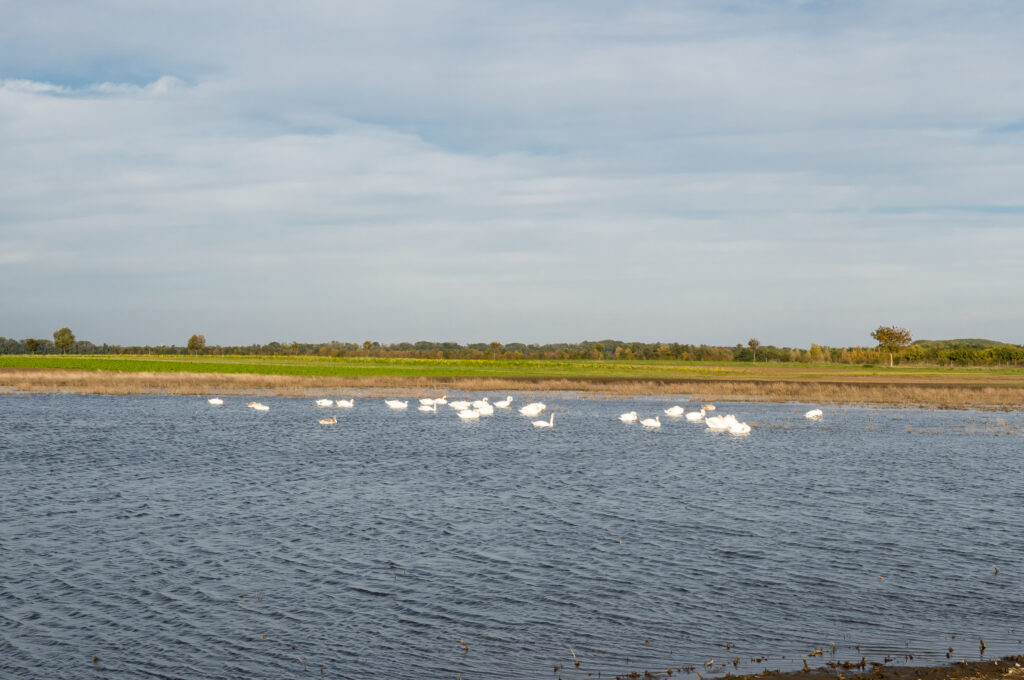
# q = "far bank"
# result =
<box><xmin>2</xmin><ymin>366</ymin><xmax>1023</xmax><ymax>409</ymax></box>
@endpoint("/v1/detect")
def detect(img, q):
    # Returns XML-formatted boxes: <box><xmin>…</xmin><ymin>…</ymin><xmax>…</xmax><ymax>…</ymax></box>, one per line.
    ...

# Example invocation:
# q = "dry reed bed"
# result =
<box><xmin>3</xmin><ymin>369</ymin><xmax>1024</xmax><ymax>409</ymax></box>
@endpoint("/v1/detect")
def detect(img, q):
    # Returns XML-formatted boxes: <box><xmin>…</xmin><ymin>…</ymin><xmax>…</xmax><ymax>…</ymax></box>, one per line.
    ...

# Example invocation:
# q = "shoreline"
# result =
<box><xmin>614</xmin><ymin>656</ymin><xmax>1024</xmax><ymax>680</ymax></box>
<box><xmin>2</xmin><ymin>368</ymin><xmax>1023</xmax><ymax>409</ymax></box>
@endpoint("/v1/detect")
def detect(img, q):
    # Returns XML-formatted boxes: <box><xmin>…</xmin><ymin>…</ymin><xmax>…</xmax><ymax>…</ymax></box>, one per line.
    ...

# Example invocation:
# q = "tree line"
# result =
<box><xmin>2</xmin><ymin>327</ymin><xmax>1023</xmax><ymax>366</ymax></box>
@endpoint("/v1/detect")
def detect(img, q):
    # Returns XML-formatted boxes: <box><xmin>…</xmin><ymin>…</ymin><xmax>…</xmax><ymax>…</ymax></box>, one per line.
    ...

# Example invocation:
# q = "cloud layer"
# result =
<box><xmin>2</xmin><ymin>1</ymin><xmax>1023</xmax><ymax>345</ymax></box>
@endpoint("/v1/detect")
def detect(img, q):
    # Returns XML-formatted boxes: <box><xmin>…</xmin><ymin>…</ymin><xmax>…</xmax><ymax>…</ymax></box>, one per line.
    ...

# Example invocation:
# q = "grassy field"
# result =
<box><xmin>3</xmin><ymin>354</ymin><xmax>1024</xmax><ymax>408</ymax></box>
<box><xmin>4</xmin><ymin>354</ymin><xmax>1024</xmax><ymax>382</ymax></box>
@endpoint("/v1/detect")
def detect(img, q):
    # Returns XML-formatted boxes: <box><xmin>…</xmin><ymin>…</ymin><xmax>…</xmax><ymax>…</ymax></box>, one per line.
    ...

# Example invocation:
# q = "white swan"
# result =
<box><xmin>471</xmin><ymin>397</ymin><xmax>490</xmax><ymax>409</ymax></box>
<box><xmin>494</xmin><ymin>395</ymin><xmax>514</xmax><ymax>408</ymax></box>
<box><xmin>728</xmin><ymin>420</ymin><xmax>751</xmax><ymax>435</ymax></box>
<box><xmin>207</xmin><ymin>397</ymin><xmax>224</xmax><ymax>406</ymax></box>
<box><xmin>418</xmin><ymin>402</ymin><xmax>438</xmax><ymax>413</ymax></box>
<box><xmin>685</xmin><ymin>408</ymin><xmax>705</xmax><ymax>422</ymax></box>
<box><xmin>315</xmin><ymin>398</ymin><xmax>334</xmax><ymax>407</ymax></box>
<box><xmin>457</xmin><ymin>409</ymin><xmax>480</xmax><ymax>420</ymax></box>
<box><xmin>247</xmin><ymin>401</ymin><xmax>269</xmax><ymax>411</ymax></box>
<box><xmin>418</xmin><ymin>397</ymin><xmax>435</xmax><ymax>406</ymax></box>
<box><xmin>532</xmin><ymin>413</ymin><xmax>554</xmax><ymax>428</ymax></box>
<box><xmin>318</xmin><ymin>414</ymin><xmax>338</xmax><ymax>425</ymax></box>
<box><xmin>805</xmin><ymin>408</ymin><xmax>823</xmax><ymax>419</ymax></box>
<box><xmin>384</xmin><ymin>399</ymin><xmax>408</xmax><ymax>410</ymax></box>
<box><xmin>664</xmin><ymin>405</ymin><xmax>685</xmax><ymax>417</ymax></box>
<box><xmin>433</xmin><ymin>395</ymin><xmax>448</xmax><ymax>405</ymax></box>
<box><xmin>701</xmin><ymin>403</ymin><xmax>716</xmax><ymax>411</ymax></box>
<box><xmin>477</xmin><ymin>403</ymin><xmax>495</xmax><ymax>416</ymax></box>
<box><xmin>704</xmin><ymin>415</ymin><xmax>728</xmax><ymax>430</ymax></box>
<box><xmin>619</xmin><ymin>411</ymin><xmax>639</xmax><ymax>423</ymax></box>
<box><xmin>336</xmin><ymin>399</ymin><xmax>354</xmax><ymax>408</ymax></box>
<box><xmin>519</xmin><ymin>402</ymin><xmax>546</xmax><ymax>417</ymax></box>
<box><xmin>449</xmin><ymin>400</ymin><xmax>472</xmax><ymax>411</ymax></box>
<box><xmin>640</xmin><ymin>416</ymin><xmax>661</xmax><ymax>428</ymax></box>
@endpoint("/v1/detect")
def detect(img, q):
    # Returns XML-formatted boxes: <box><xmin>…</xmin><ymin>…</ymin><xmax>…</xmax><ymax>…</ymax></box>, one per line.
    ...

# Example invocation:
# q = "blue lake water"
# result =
<box><xmin>0</xmin><ymin>393</ymin><xmax>1022</xmax><ymax>679</ymax></box>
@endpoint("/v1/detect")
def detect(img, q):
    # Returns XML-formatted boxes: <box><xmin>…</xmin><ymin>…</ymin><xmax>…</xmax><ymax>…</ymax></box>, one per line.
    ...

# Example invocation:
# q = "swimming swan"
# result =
<box><xmin>384</xmin><ymin>400</ymin><xmax>408</xmax><ymax>410</ymax></box>
<box><xmin>494</xmin><ymin>396</ymin><xmax>514</xmax><ymax>408</ymax></box>
<box><xmin>640</xmin><ymin>416</ymin><xmax>661</xmax><ymax>428</ymax></box>
<box><xmin>519</xmin><ymin>402</ymin><xmax>546</xmax><ymax>417</ymax></box>
<box><xmin>418</xmin><ymin>402</ymin><xmax>438</xmax><ymax>413</ymax></box>
<box><xmin>315</xmin><ymin>398</ymin><xmax>334</xmax><ymax>407</ymax></box>
<box><xmin>449</xmin><ymin>400</ymin><xmax>472</xmax><ymax>411</ymax></box>
<box><xmin>664</xmin><ymin>405</ymin><xmax>685</xmax><ymax>417</ymax></box>
<box><xmin>685</xmin><ymin>408</ymin><xmax>705</xmax><ymax>422</ymax></box>
<box><xmin>207</xmin><ymin>398</ymin><xmax>224</xmax><ymax>406</ymax></box>
<box><xmin>805</xmin><ymin>408</ymin><xmax>823</xmax><ymax>419</ymax></box>
<box><xmin>247</xmin><ymin>401</ymin><xmax>269</xmax><ymax>411</ymax></box>
<box><xmin>336</xmin><ymin>399</ymin><xmax>354</xmax><ymax>408</ymax></box>
<box><xmin>457</xmin><ymin>409</ymin><xmax>480</xmax><ymax>420</ymax></box>
<box><xmin>533</xmin><ymin>413</ymin><xmax>554</xmax><ymax>428</ymax></box>
<box><xmin>728</xmin><ymin>420</ymin><xmax>751</xmax><ymax>435</ymax></box>
<box><xmin>318</xmin><ymin>414</ymin><xmax>338</xmax><ymax>425</ymax></box>
<box><xmin>619</xmin><ymin>411</ymin><xmax>639</xmax><ymax>423</ymax></box>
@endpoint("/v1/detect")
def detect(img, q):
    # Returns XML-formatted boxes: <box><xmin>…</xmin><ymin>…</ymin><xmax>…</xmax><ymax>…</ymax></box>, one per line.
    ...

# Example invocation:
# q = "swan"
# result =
<box><xmin>728</xmin><ymin>420</ymin><xmax>751</xmax><ymax>435</ymax></box>
<box><xmin>418</xmin><ymin>402</ymin><xmax>438</xmax><ymax>413</ymax></box>
<box><xmin>384</xmin><ymin>399</ymin><xmax>408</xmax><ymax>409</ymax></box>
<box><xmin>805</xmin><ymin>408</ymin><xmax>823</xmax><ymax>419</ymax></box>
<box><xmin>619</xmin><ymin>411</ymin><xmax>639</xmax><ymax>423</ymax></box>
<box><xmin>494</xmin><ymin>395</ymin><xmax>514</xmax><ymax>408</ymax></box>
<box><xmin>532</xmin><ymin>413</ymin><xmax>554</xmax><ymax>428</ymax></box>
<box><xmin>418</xmin><ymin>397</ymin><xmax>435</xmax><ymax>406</ymax></box>
<box><xmin>315</xmin><ymin>398</ymin><xmax>334</xmax><ymax>407</ymax></box>
<box><xmin>449</xmin><ymin>400</ymin><xmax>472</xmax><ymax>411</ymax></box>
<box><xmin>701</xmin><ymin>403</ymin><xmax>716</xmax><ymax>411</ymax></box>
<box><xmin>318</xmin><ymin>414</ymin><xmax>338</xmax><ymax>425</ymax></box>
<box><xmin>433</xmin><ymin>395</ymin><xmax>448</xmax><ymax>405</ymax></box>
<box><xmin>247</xmin><ymin>401</ymin><xmax>269</xmax><ymax>411</ymax></box>
<box><xmin>685</xmin><ymin>408</ymin><xmax>705</xmax><ymax>422</ymax></box>
<box><xmin>640</xmin><ymin>416</ymin><xmax>661</xmax><ymax>428</ymax></box>
<box><xmin>704</xmin><ymin>415</ymin><xmax>728</xmax><ymax>430</ymax></box>
<box><xmin>519</xmin><ymin>402</ymin><xmax>546</xmax><ymax>417</ymax></box>
<box><xmin>457</xmin><ymin>409</ymin><xmax>480</xmax><ymax>420</ymax></box>
<box><xmin>207</xmin><ymin>397</ymin><xmax>224</xmax><ymax>406</ymax></box>
<box><xmin>664</xmin><ymin>405</ymin><xmax>685</xmax><ymax>417</ymax></box>
<box><xmin>336</xmin><ymin>399</ymin><xmax>354</xmax><ymax>408</ymax></box>
<box><xmin>471</xmin><ymin>397</ymin><xmax>490</xmax><ymax>409</ymax></box>
<box><xmin>477</xmin><ymin>403</ymin><xmax>495</xmax><ymax>416</ymax></box>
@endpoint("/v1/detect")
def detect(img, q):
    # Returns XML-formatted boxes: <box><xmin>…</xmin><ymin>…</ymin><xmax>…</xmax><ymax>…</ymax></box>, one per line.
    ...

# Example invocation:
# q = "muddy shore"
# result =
<box><xmin>2</xmin><ymin>367</ymin><xmax>1024</xmax><ymax>409</ymax></box>
<box><xmin>615</xmin><ymin>656</ymin><xmax>1024</xmax><ymax>680</ymax></box>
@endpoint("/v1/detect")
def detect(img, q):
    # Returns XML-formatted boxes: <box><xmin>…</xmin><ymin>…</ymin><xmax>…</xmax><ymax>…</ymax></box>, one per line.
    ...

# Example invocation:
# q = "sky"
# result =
<box><xmin>2</xmin><ymin>1</ymin><xmax>1023</xmax><ymax>347</ymax></box>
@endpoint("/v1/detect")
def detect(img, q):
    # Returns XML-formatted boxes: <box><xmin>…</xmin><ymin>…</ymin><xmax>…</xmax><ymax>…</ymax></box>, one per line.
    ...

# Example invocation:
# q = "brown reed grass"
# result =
<box><xmin>2</xmin><ymin>368</ymin><xmax>1023</xmax><ymax>409</ymax></box>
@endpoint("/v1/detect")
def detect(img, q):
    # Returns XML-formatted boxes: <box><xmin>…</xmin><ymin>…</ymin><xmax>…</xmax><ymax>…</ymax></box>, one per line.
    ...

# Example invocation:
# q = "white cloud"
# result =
<box><xmin>2</xmin><ymin>2</ymin><xmax>1024</xmax><ymax>345</ymax></box>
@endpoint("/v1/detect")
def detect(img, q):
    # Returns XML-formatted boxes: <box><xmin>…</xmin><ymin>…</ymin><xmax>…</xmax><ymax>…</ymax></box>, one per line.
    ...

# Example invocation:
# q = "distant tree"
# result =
<box><xmin>871</xmin><ymin>325</ymin><xmax>913</xmax><ymax>367</ymax></box>
<box><xmin>53</xmin><ymin>327</ymin><xmax>75</xmax><ymax>354</ymax></box>
<box><xmin>489</xmin><ymin>341</ymin><xmax>502</xmax><ymax>360</ymax></box>
<box><xmin>24</xmin><ymin>338</ymin><xmax>40</xmax><ymax>354</ymax></box>
<box><xmin>187</xmin><ymin>334</ymin><xmax>206</xmax><ymax>354</ymax></box>
<box><xmin>748</xmin><ymin>338</ymin><xmax>761</xmax><ymax>362</ymax></box>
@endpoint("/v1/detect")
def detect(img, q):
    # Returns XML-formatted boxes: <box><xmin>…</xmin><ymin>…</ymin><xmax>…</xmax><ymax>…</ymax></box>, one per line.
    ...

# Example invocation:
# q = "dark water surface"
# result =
<box><xmin>1</xmin><ymin>393</ymin><xmax>1022</xmax><ymax>679</ymax></box>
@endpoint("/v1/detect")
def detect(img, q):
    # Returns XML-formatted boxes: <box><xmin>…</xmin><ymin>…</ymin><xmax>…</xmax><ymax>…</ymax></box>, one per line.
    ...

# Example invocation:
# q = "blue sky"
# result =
<box><xmin>2</xmin><ymin>1</ymin><xmax>1023</xmax><ymax>346</ymax></box>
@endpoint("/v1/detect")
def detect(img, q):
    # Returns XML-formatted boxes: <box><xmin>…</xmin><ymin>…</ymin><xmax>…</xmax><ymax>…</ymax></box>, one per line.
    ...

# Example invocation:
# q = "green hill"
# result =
<box><xmin>912</xmin><ymin>338</ymin><xmax>1021</xmax><ymax>350</ymax></box>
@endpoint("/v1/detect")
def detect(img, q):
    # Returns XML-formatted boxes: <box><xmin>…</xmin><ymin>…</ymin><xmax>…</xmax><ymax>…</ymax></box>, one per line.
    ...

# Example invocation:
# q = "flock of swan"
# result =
<box><xmin>207</xmin><ymin>396</ymin><xmax>825</xmax><ymax>433</ymax></box>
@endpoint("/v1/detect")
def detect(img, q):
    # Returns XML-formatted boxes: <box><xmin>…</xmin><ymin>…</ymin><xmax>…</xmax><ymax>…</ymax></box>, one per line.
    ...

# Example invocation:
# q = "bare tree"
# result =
<box><xmin>871</xmin><ymin>325</ymin><xmax>913</xmax><ymax>367</ymax></box>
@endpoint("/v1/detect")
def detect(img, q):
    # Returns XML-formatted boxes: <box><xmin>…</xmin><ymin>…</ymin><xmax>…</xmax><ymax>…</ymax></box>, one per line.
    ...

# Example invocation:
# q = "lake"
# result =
<box><xmin>0</xmin><ymin>393</ymin><xmax>1021</xmax><ymax>679</ymax></box>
